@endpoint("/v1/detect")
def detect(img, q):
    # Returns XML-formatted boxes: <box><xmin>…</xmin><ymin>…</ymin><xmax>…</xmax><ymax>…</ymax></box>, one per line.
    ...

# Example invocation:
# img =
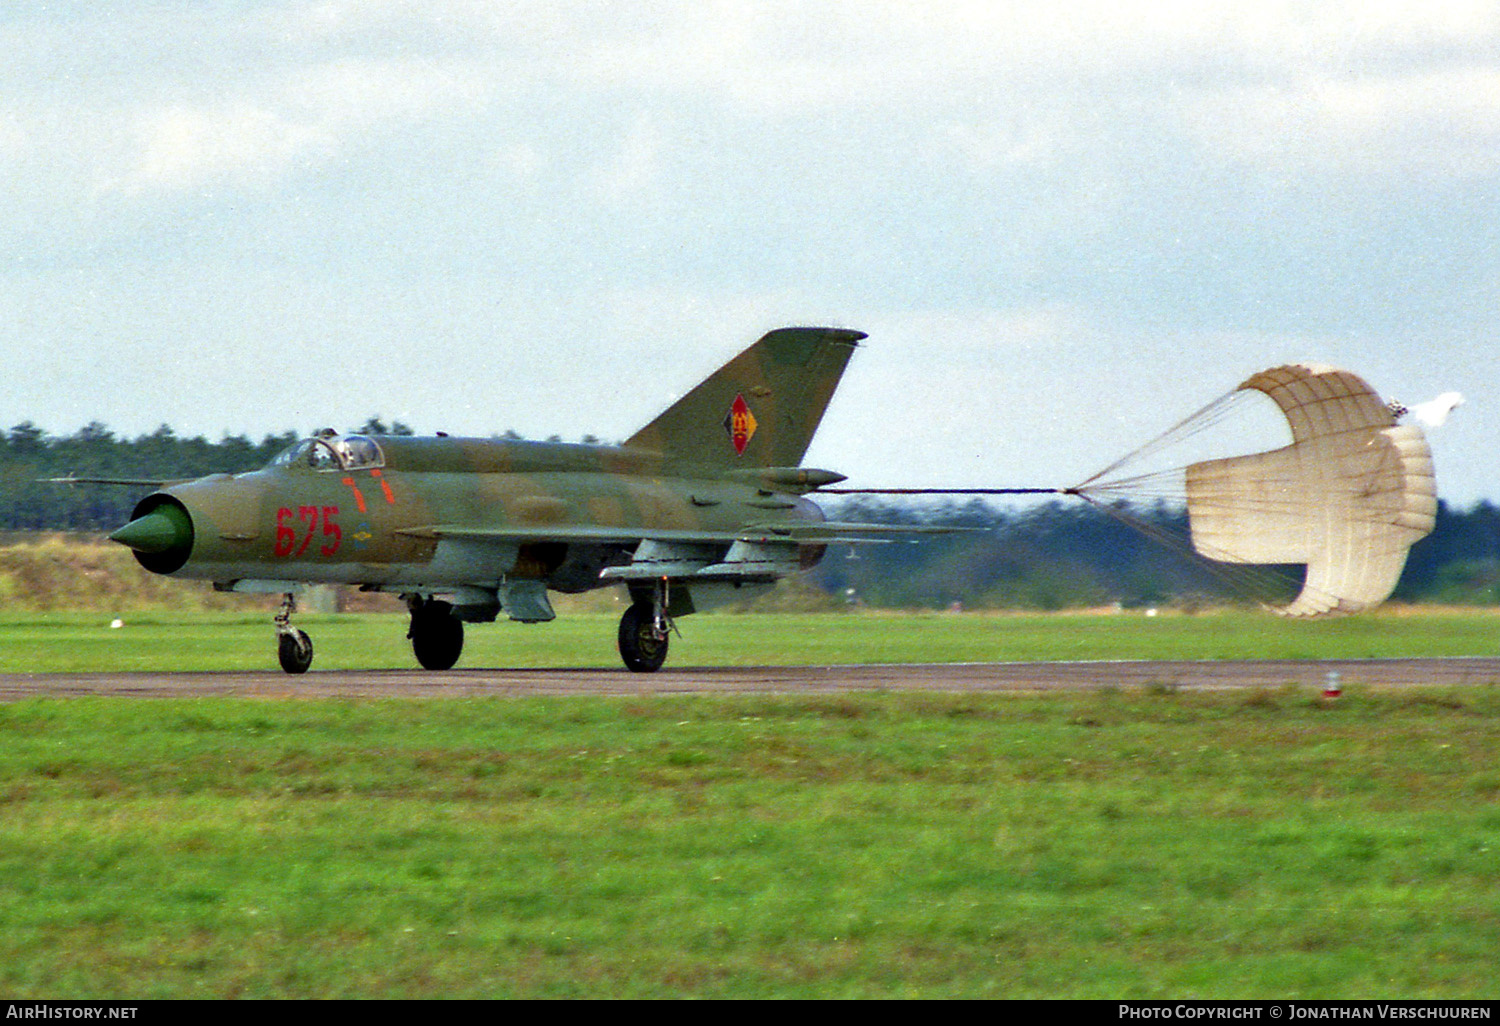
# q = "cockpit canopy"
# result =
<box><xmin>271</xmin><ymin>433</ymin><xmax>385</xmax><ymax>472</ymax></box>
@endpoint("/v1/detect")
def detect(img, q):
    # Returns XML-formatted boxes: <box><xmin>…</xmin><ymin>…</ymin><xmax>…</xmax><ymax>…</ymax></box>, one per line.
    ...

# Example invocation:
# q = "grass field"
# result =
<box><xmin>2</xmin><ymin>609</ymin><xmax>1499</xmax><ymax>998</ymax></box>
<box><xmin>2</xmin><ymin>689</ymin><xmax>1498</xmax><ymax>998</ymax></box>
<box><xmin>3</xmin><ymin>606</ymin><xmax>1500</xmax><ymax>673</ymax></box>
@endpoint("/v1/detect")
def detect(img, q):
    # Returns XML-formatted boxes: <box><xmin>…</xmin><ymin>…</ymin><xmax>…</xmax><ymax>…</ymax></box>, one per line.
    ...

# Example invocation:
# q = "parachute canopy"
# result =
<box><xmin>1183</xmin><ymin>364</ymin><xmax>1437</xmax><ymax>617</ymax></box>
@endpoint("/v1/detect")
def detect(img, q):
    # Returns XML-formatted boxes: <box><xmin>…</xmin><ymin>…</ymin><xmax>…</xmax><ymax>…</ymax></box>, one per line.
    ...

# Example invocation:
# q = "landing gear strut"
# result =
<box><xmin>275</xmin><ymin>593</ymin><xmax>313</xmax><ymax>674</ymax></box>
<box><xmin>618</xmin><ymin>580</ymin><xmax>673</xmax><ymax>673</ymax></box>
<box><xmin>408</xmin><ymin>597</ymin><xmax>464</xmax><ymax>671</ymax></box>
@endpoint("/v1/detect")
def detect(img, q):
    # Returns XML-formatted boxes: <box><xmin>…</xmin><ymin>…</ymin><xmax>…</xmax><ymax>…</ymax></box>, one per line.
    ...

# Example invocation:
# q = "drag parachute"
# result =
<box><xmin>1074</xmin><ymin>364</ymin><xmax>1437</xmax><ymax>617</ymax></box>
<box><xmin>820</xmin><ymin>362</ymin><xmax>1442</xmax><ymax>617</ymax></box>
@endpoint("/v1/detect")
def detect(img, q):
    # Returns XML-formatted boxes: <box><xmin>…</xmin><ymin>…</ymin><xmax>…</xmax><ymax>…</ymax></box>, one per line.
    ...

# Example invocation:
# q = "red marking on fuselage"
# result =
<box><xmin>370</xmin><ymin>468</ymin><xmax>396</xmax><ymax>505</ymax></box>
<box><xmin>340</xmin><ymin>476</ymin><xmax>367</xmax><ymax>514</ymax></box>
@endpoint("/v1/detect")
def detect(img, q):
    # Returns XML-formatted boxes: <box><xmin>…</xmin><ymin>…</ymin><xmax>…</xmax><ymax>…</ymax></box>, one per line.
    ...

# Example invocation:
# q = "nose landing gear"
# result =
<box><xmin>274</xmin><ymin>593</ymin><xmax>313</xmax><ymax>674</ymax></box>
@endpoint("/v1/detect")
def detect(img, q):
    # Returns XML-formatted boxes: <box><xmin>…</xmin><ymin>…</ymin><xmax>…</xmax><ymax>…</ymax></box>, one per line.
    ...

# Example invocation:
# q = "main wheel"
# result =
<box><xmin>278</xmin><ymin>629</ymin><xmax>313</xmax><ymax>674</ymax></box>
<box><xmin>618</xmin><ymin>602</ymin><xmax>668</xmax><ymax>673</ymax></box>
<box><xmin>411</xmin><ymin>604</ymin><xmax>464</xmax><ymax>671</ymax></box>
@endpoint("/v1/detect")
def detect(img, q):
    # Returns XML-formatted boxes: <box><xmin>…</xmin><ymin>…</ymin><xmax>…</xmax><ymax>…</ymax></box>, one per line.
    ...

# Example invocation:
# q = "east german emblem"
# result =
<box><xmin>724</xmin><ymin>394</ymin><xmax>757</xmax><ymax>455</ymax></box>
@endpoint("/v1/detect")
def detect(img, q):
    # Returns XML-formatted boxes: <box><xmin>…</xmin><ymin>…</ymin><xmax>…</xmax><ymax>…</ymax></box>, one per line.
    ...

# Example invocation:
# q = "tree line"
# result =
<box><xmin>3</xmin><ymin>421</ymin><xmax>1497</xmax><ymax>608</ymax></box>
<box><xmin>0</xmin><ymin>419</ymin><xmax>410</xmax><ymax>532</ymax></box>
<box><xmin>811</xmin><ymin>497</ymin><xmax>1500</xmax><ymax>609</ymax></box>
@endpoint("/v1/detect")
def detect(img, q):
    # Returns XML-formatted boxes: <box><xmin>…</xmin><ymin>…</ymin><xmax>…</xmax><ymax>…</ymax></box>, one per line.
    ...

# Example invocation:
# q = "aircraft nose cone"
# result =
<box><xmin>109</xmin><ymin>505</ymin><xmax>192</xmax><ymax>554</ymax></box>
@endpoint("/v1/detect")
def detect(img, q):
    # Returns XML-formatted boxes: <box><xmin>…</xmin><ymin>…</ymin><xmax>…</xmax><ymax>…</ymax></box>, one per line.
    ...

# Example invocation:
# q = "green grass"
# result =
<box><xmin>1</xmin><ymin>689</ymin><xmax>1498</xmax><ymax>998</ymax></box>
<box><xmin>4</xmin><ymin>609</ymin><xmax>1499</xmax><ymax>997</ymax></box>
<box><xmin>3</xmin><ymin>607</ymin><xmax>1499</xmax><ymax>672</ymax></box>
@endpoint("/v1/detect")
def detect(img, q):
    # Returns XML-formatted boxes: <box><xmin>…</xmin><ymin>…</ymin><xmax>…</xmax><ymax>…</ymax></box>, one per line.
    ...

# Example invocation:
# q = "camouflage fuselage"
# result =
<box><xmin>130</xmin><ymin>435</ymin><xmax>827</xmax><ymax>599</ymax></box>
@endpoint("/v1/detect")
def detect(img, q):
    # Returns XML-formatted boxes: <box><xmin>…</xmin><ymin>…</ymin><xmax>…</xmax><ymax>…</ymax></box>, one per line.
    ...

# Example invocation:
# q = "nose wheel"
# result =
<box><xmin>277</xmin><ymin>628</ymin><xmax>314</xmax><ymax>674</ymax></box>
<box><xmin>274</xmin><ymin>594</ymin><xmax>313</xmax><ymax>674</ymax></box>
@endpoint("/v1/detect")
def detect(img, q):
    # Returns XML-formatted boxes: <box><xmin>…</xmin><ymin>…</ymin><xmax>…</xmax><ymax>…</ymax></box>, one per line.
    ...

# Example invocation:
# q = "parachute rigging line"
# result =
<box><xmin>1071</xmin><ymin>491</ymin><xmax>1326</xmax><ymax>614</ymax></box>
<box><xmin>1070</xmin><ymin>387</ymin><xmax>1265</xmax><ymax>495</ymax></box>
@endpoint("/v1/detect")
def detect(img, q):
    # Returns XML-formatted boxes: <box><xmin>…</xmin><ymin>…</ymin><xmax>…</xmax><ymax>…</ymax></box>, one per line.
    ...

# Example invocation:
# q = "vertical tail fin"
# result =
<box><xmin>626</xmin><ymin>327</ymin><xmax>865</xmax><ymax>474</ymax></box>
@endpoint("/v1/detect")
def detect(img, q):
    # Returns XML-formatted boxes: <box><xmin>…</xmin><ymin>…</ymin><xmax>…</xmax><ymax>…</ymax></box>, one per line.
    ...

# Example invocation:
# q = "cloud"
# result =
<box><xmin>6</xmin><ymin>0</ymin><xmax>1493</xmax><ymax>208</ymax></box>
<box><xmin>1189</xmin><ymin>67</ymin><xmax>1500</xmax><ymax>182</ymax></box>
<box><xmin>587</xmin><ymin>115</ymin><xmax>666</xmax><ymax>202</ymax></box>
<box><xmin>107</xmin><ymin>57</ymin><xmax>491</xmax><ymax>195</ymax></box>
<box><xmin>127</xmin><ymin>103</ymin><xmax>333</xmax><ymax>191</ymax></box>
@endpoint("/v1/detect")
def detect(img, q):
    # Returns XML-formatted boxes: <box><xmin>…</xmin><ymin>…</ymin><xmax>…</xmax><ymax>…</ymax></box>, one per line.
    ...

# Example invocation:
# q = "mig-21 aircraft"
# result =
<box><xmin>94</xmin><ymin>327</ymin><xmax>1445</xmax><ymax>675</ymax></box>
<box><xmin>104</xmin><ymin>327</ymin><xmax>934</xmax><ymax>674</ymax></box>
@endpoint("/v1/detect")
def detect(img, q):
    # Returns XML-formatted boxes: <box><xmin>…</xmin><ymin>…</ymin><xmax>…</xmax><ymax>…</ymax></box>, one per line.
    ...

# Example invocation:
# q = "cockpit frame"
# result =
<box><xmin>270</xmin><ymin>434</ymin><xmax>386</xmax><ymax>473</ymax></box>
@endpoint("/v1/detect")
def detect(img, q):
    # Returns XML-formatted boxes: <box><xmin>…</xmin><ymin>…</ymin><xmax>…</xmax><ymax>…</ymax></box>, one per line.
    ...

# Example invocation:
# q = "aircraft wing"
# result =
<box><xmin>43</xmin><ymin>475</ymin><xmax>184</xmax><ymax>487</ymax></box>
<box><xmin>397</xmin><ymin>525</ymin><xmax>747</xmax><ymax>544</ymax></box>
<box><xmin>754</xmin><ymin>520</ymin><xmax>966</xmax><ymax>542</ymax></box>
<box><xmin>399</xmin><ymin>520</ymin><xmax>964</xmax><ymax>545</ymax></box>
<box><xmin>400</xmin><ymin>520</ymin><xmax>969</xmax><ymax>584</ymax></box>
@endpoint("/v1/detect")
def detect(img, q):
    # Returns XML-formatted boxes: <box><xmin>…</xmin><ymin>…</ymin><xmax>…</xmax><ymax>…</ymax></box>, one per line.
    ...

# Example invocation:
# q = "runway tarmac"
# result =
<box><xmin>2</xmin><ymin>657</ymin><xmax>1499</xmax><ymax>700</ymax></box>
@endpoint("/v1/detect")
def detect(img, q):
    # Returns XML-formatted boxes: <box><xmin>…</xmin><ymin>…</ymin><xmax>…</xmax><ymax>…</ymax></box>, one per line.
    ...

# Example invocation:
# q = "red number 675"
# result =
<box><xmin>274</xmin><ymin>506</ymin><xmax>341</xmax><ymax>557</ymax></box>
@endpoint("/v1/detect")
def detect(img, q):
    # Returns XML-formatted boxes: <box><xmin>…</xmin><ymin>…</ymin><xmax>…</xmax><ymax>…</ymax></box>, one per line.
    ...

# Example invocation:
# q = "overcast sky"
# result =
<box><xmin>2</xmin><ymin>1</ymin><xmax>1495</xmax><ymax>503</ymax></box>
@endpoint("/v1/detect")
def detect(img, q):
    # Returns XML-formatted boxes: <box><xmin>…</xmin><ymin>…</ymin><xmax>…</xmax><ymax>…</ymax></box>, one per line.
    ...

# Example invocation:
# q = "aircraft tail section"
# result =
<box><xmin>626</xmin><ymin>327</ymin><xmax>865</xmax><ymax>473</ymax></box>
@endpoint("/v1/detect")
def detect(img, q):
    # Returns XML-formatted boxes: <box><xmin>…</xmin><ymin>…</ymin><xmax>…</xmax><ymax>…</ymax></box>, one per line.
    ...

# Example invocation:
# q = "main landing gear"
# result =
<box><xmin>618</xmin><ymin>581</ymin><xmax>674</xmax><ymax>673</ymax></box>
<box><xmin>272</xmin><ymin>592</ymin><xmax>465</xmax><ymax>674</ymax></box>
<box><xmin>275</xmin><ymin>593</ymin><xmax>313</xmax><ymax>674</ymax></box>
<box><xmin>273</xmin><ymin>588</ymin><xmax>657</xmax><ymax>674</ymax></box>
<box><xmin>408</xmin><ymin>597</ymin><xmax>464</xmax><ymax>671</ymax></box>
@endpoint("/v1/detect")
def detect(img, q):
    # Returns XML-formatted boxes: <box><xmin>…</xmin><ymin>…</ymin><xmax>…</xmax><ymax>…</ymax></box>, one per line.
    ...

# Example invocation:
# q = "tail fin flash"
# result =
<box><xmin>626</xmin><ymin>327</ymin><xmax>865</xmax><ymax>473</ymax></box>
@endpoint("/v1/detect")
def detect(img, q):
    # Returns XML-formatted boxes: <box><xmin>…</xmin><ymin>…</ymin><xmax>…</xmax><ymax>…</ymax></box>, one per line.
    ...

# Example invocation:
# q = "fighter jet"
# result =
<box><xmin>105</xmin><ymin>327</ymin><xmax>926</xmax><ymax>674</ymax></box>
